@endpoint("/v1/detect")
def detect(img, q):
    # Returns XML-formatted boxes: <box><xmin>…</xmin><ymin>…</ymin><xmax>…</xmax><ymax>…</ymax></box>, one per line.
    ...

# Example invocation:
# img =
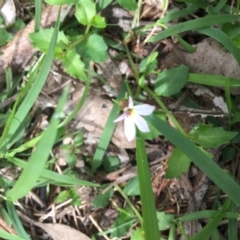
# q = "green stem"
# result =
<box><xmin>131</xmin><ymin>0</ymin><xmax>143</xmax><ymax>29</ymax></box>
<box><xmin>115</xmin><ymin>185</ymin><xmax>143</xmax><ymax>225</ymax></box>
<box><xmin>144</xmin><ymin>87</ymin><xmax>187</xmax><ymax>136</ymax></box>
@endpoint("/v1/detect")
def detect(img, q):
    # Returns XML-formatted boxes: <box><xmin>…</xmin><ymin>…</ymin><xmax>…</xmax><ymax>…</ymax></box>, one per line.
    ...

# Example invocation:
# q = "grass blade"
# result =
<box><xmin>91</xmin><ymin>84</ymin><xmax>126</xmax><ymax>173</ymax></box>
<box><xmin>146</xmin><ymin>115</ymin><xmax>240</xmax><ymax>205</ymax></box>
<box><xmin>6</xmin><ymin>86</ymin><xmax>68</xmax><ymax>201</ymax></box>
<box><xmin>6</xmin><ymin>201</ymin><xmax>30</xmax><ymax>240</ymax></box>
<box><xmin>197</xmin><ymin>27</ymin><xmax>240</xmax><ymax>65</ymax></box>
<box><xmin>149</xmin><ymin>14</ymin><xmax>237</xmax><ymax>42</ymax></box>
<box><xmin>136</xmin><ymin>133</ymin><xmax>159</xmax><ymax>240</ymax></box>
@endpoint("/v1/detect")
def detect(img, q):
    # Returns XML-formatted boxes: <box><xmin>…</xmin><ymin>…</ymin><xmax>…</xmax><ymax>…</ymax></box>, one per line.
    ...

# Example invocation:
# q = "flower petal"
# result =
<box><xmin>133</xmin><ymin>104</ymin><xmax>155</xmax><ymax>116</ymax></box>
<box><xmin>128</xmin><ymin>96</ymin><xmax>134</xmax><ymax>108</ymax></box>
<box><xmin>114</xmin><ymin>113</ymin><xmax>126</xmax><ymax>123</ymax></box>
<box><xmin>124</xmin><ymin>115</ymin><xmax>136</xmax><ymax>141</ymax></box>
<box><xmin>134</xmin><ymin>114</ymin><xmax>150</xmax><ymax>132</ymax></box>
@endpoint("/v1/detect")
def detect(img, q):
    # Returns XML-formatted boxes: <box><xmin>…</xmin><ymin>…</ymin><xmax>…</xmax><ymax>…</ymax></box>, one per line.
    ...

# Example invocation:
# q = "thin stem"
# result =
<box><xmin>115</xmin><ymin>185</ymin><xmax>143</xmax><ymax>225</ymax></box>
<box><xmin>144</xmin><ymin>86</ymin><xmax>187</xmax><ymax>136</ymax></box>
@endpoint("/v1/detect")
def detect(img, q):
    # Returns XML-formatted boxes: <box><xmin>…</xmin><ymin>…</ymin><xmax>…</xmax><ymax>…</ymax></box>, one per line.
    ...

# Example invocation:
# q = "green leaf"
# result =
<box><xmin>110</xmin><ymin>207</ymin><xmax>135</xmax><ymax>238</ymax></box>
<box><xmin>154</xmin><ymin>65</ymin><xmax>188</xmax><ymax>97</ymax></box>
<box><xmin>146</xmin><ymin>114</ymin><xmax>240</xmax><ymax>206</ymax></box>
<box><xmin>84</xmin><ymin>33</ymin><xmax>108</xmax><ymax>63</ymax></box>
<box><xmin>117</xmin><ymin>0</ymin><xmax>137</xmax><ymax>11</ymax></box>
<box><xmin>139</xmin><ymin>52</ymin><xmax>158</xmax><ymax>74</ymax></box>
<box><xmin>191</xmin><ymin>198</ymin><xmax>230</xmax><ymax>240</ymax></box>
<box><xmin>97</xmin><ymin>0</ymin><xmax>113</xmax><ymax>11</ymax></box>
<box><xmin>55</xmin><ymin>190</ymin><xmax>69</xmax><ymax>203</ymax></box>
<box><xmin>136</xmin><ymin>133</ymin><xmax>159</xmax><ymax>240</ymax></box>
<box><xmin>45</xmin><ymin>0</ymin><xmax>78</xmax><ymax>4</ymax></box>
<box><xmin>189</xmin><ymin>124</ymin><xmax>237</xmax><ymax>148</ymax></box>
<box><xmin>131</xmin><ymin>228</ymin><xmax>145</xmax><ymax>240</ymax></box>
<box><xmin>130</xmin><ymin>228</ymin><xmax>144</xmax><ymax>240</ymax></box>
<box><xmin>156</xmin><ymin>212</ymin><xmax>175</xmax><ymax>230</ymax></box>
<box><xmin>92</xmin><ymin>188</ymin><xmax>113</xmax><ymax>208</ymax></box>
<box><xmin>124</xmin><ymin>177</ymin><xmax>140</xmax><ymax>196</ymax></box>
<box><xmin>75</xmin><ymin>0</ymin><xmax>96</xmax><ymax>25</ymax></box>
<box><xmin>29</xmin><ymin>28</ymin><xmax>69</xmax><ymax>55</ymax></box>
<box><xmin>74</xmin><ymin>132</ymin><xmax>84</xmax><ymax>146</ymax></box>
<box><xmin>66</xmin><ymin>153</ymin><xmax>77</xmax><ymax>168</ymax></box>
<box><xmin>6</xmin><ymin>88</ymin><xmax>68</xmax><ymax>202</ymax></box>
<box><xmin>142</xmin><ymin>110</ymin><xmax>166</xmax><ymax>140</ymax></box>
<box><xmin>0</xmin><ymin>28</ymin><xmax>13</xmax><ymax>46</ymax></box>
<box><xmin>165</xmin><ymin>148</ymin><xmax>191</xmax><ymax>179</ymax></box>
<box><xmin>103</xmin><ymin>156</ymin><xmax>120</xmax><ymax>172</ymax></box>
<box><xmin>149</xmin><ymin>14</ymin><xmax>238</xmax><ymax>42</ymax></box>
<box><xmin>92</xmin><ymin>15</ymin><xmax>106</xmax><ymax>28</ymax></box>
<box><xmin>62</xmin><ymin>48</ymin><xmax>87</xmax><ymax>80</ymax></box>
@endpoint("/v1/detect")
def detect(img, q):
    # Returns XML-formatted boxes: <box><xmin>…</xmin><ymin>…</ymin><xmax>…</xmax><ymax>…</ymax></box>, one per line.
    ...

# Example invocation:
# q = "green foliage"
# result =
<box><xmin>117</xmin><ymin>0</ymin><xmax>137</xmax><ymax>11</ymax></box>
<box><xmin>154</xmin><ymin>65</ymin><xmax>189</xmax><ymax>97</ymax></box>
<box><xmin>124</xmin><ymin>177</ymin><xmax>140</xmax><ymax>196</ymax></box>
<box><xmin>44</xmin><ymin>0</ymin><xmax>78</xmax><ymax>4</ymax></box>
<box><xmin>110</xmin><ymin>207</ymin><xmax>135</xmax><ymax>238</ymax></box>
<box><xmin>30</xmin><ymin>0</ymin><xmax>108</xmax><ymax>81</ymax></box>
<box><xmin>91</xmin><ymin>187</ymin><xmax>113</xmax><ymax>208</ymax></box>
<box><xmin>189</xmin><ymin>124</ymin><xmax>237</xmax><ymax>148</ymax></box>
<box><xmin>130</xmin><ymin>228</ymin><xmax>145</xmax><ymax>240</ymax></box>
<box><xmin>156</xmin><ymin>212</ymin><xmax>175</xmax><ymax>230</ymax></box>
<box><xmin>55</xmin><ymin>188</ymin><xmax>81</xmax><ymax>206</ymax></box>
<box><xmin>62</xmin><ymin>48</ymin><xmax>87</xmax><ymax>80</ymax></box>
<box><xmin>103</xmin><ymin>156</ymin><xmax>120</xmax><ymax>172</ymax></box>
<box><xmin>81</xmin><ymin>33</ymin><xmax>108</xmax><ymax>63</ymax></box>
<box><xmin>165</xmin><ymin>148</ymin><xmax>191</xmax><ymax>179</ymax></box>
<box><xmin>139</xmin><ymin>52</ymin><xmax>158</xmax><ymax>74</ymax></box>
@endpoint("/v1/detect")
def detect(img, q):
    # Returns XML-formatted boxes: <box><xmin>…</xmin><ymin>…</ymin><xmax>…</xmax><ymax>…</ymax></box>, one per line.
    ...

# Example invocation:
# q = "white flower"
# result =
<box><xmin>114</xmin><ymin>96</ymin><xmax>155</xmax><ymax>141</ymax></box>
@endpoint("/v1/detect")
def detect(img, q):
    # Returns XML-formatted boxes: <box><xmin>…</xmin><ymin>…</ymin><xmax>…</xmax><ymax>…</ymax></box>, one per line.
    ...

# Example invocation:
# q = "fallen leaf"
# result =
<box><xmin>34</xmin><ymin>223</ymin><xmax>91</xmax><ymax>240</ymax></box>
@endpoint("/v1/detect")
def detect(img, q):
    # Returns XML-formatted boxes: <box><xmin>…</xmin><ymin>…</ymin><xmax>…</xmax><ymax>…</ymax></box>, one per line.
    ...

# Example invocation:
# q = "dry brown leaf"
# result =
<box><xmin>71</xmin><ymin>86</ymin><xmax>135</xmax><ymax>149</ymax></box>
<box><xmin>0</xmin><ymin>5</ymin><xmax>68</xmax><ymax>85</ymax></box>
<box><xmin>162</xmin><ymin>38</ymin><xmax>240</xmax><ymax>94</ymax></box>
<box><xmin>18</xmin><ymin>211</ymin><xmax>91</xmax><ymax>240</ymax></box>
<box><xmin>34</xmin><ymin>223</ymin><xmax>91</xmax><ymax>240</ymax></box>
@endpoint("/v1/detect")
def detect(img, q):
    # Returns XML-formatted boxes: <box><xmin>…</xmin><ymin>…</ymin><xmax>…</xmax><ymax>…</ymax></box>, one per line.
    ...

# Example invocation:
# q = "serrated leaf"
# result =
<box><xmin>84</xmin><ymin>33</ymin><xmax>108</xmax><ymax>62</ymax></box>
<box><xmin>75</xmin><ymin>0</ymin><xmax>96</xmax><ymax>25</ymax></box>
<box><xmin>44</xmin><ymin>0</ymin><xmax>78</xmax><ymax>4</ymax></box>
<box><xmin>92</xmin><ymin>15</ymin><xmax>106</xmax><ymax>28</ymax></box>
<box><xmin>189</xmin><ymin>124</ymin><xmax>237</xmax><ymax>148</ymax></box>
<box><xmin>29</xmin><ymin>28</ymin><xmax>69</xmax><ymax>56</ymax></box>
<box><xmin>165</xmin><ymin>148</ymin><xmax>191</xmax><ymax>179</ymax></box>
<box><xmin>154</xmin><ymin>65</ymin><xmax>188</xmax><ymax>97</ymax></box>
<box><xmin>62</xmin><ymin>49</ymin><xmax>87</xmax><ymax>80</ymax></box>
<box><xmin>117</xmin><ymin>0</ymin><xmax>137</xmax><ymax>11</ymax></box>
